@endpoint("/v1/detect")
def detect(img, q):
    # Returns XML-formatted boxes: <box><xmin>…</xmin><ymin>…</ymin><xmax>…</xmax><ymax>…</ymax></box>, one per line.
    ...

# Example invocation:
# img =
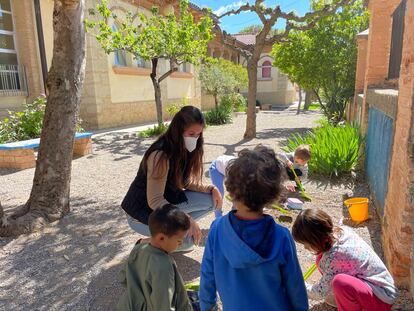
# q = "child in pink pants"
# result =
<box><xmin>292</xmin><ymin>209</ymin><xmax>397</xmax><ymax>311</ymax></box>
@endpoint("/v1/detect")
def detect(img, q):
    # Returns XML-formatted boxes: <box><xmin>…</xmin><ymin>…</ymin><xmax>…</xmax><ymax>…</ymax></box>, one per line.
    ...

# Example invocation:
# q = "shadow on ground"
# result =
<box><xmin>0</xmin><ymin>196</ymin><xmax>135</xmax><ymax>310</ymax></box>
<box><xmin>92</xmin><ymin>133</ymin><xmax>151</xmax><ymax>159</ymax></box>
<box><xmin>256</xmin><ymin>127</ymin><xmax>310</xmax><ymax>141</ymax></box>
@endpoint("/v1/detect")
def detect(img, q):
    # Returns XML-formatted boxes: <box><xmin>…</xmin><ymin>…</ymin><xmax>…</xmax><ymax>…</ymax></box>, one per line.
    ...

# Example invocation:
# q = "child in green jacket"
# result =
<box><xmin>117</xmin><ymin>204</ymin><xmax>196</xmax><ymax>311</ymax></box>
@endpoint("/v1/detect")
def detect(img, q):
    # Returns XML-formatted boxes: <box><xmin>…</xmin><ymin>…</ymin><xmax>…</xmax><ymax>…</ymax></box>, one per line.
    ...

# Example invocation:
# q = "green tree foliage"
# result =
<box><xmin>218</xmin><ymin>0</ymin><xmax>355</xmax><ymax>138</ymax></box>
<box><xmin>239</xmin><ymin>24</ymin><xmax>283</xmax><ymax>36</ymax></box>
<box><xmin>239</xmin><ymin>24</ymin><xmax>262</xmax><ymax>34</ymax></box>
<box><xmin>86</xmin><ymin>0</ymin><xmax>213</xmax><ymax>125</ymax></box>
<box><xmin>198</xmin><ymin>58</ymin><xmax>247</xmax><ymax>108</ymax></box>
<box><xmin>272</xmin><ymin>0</ymin><xmax>369</xmax><ymax>123</ymax></box>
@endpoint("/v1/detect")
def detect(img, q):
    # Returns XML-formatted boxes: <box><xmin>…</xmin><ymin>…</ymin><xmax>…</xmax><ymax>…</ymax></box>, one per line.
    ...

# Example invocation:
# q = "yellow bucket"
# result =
<box><xmin>344</xmin><ymin>197</ymin><xmax>369</xmax><ymax>222</ymax></box>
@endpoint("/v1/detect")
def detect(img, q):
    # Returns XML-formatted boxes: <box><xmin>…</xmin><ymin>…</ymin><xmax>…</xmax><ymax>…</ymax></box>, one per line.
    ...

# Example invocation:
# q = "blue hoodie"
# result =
<box><xmin>200</xmin><ymin>211</ymin><xmax>308</xmax><ymax>311</ymax></box>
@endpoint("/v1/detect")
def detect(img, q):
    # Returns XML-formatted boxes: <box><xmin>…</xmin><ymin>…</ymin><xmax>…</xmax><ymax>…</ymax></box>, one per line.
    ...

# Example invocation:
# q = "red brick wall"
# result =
<box><xmin>349</xmin><ymin>34</ymin><xmax>369</xmax><ymax>121</ymax></box>
<box><xmin>383</xmin><ymin>0</ymin><xmax>414</xmax><ymax>288</ymax></box>
<box><xmin>360</xmin><ymin>0</ymin><xmax>401</xmax><ymax>135</ymax></box>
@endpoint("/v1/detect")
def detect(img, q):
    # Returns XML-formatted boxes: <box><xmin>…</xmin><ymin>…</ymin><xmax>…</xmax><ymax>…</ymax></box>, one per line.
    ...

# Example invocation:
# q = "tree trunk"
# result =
<box><xmin>213</xmin><ymin>94</ymin><xmax>218</xmax><ymax>109</ymax></box>
<box><xmin>244</xmin><ymin>58</ymin><xmax>259</xmax><ymax>139</ymax></box>
<box><xmin>0</xmin><ymin>0</ymin><xmax>86</xmax><ymax>237</ymax></box>
<box><xmin>151</xmin><ymin>58</ymin><xmax>163</xmax><ymax>126</ymax></box>
<box><xmin>296</xmin><ymin>86</ymin><xmax>302</xmax><ymax>115</ymax></box>
<box><xmin>304</xmin><ymin>89</ymin><xmax>313</xmax><ymax>110</ymax></box>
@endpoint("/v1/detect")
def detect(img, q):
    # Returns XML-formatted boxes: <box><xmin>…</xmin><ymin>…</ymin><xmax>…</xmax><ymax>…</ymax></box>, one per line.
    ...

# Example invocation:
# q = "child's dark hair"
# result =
<box><xmin>225</xmin><ymin>145</ymin><xmax>283</xmax><ymax>212</ymax></box>
<box><xmin>148</xmin><ymin>204</ymin><xmax>190</xmax><ymax>237</ymax></box>
<box><xmin>294</xmin><ymin>144</ymin><xmax>311</xmax><ymax>161</ymax></box>
<box><xmin>292</xmin><ymin>209</ymin><xmax>336</xmax><ymax>253</ymax></box>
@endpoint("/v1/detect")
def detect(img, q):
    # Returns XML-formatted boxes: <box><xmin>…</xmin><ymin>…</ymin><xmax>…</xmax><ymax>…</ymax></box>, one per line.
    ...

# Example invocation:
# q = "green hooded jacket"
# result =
<box><xmin>117</xmin><ymin>243</ymin><xmax>193</xmax><ymax>311</ymax></box>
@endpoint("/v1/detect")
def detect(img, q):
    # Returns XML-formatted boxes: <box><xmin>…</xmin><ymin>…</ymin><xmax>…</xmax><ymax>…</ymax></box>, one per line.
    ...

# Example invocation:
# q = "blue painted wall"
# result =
<box><xmin>365</xmin><ymin>107</ymin><xmax>394</xmax><ymax>215</ymax></box>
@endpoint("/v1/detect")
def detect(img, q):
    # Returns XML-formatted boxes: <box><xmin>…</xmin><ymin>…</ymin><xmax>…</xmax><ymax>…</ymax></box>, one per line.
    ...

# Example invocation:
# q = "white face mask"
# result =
<box><xmin>183</xmin><ymin>136</ymin><xmax>199</xmax><ymax>152</ymax></box>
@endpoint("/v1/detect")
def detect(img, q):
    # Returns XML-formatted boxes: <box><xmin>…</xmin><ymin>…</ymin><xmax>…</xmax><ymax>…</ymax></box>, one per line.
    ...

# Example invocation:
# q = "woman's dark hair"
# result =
<box><xmin>148</xmin><ymin>204</ymin><xmax>190</xmax><ymax>237</ymax></box>
<box><xmin>142</xmin><ymin>106</ymin><xmax>205</xmax><ymax>188</ymax></box>
<box><xmin>225</xmin><ymin>145</ymin><xmax>283</xmax><ymax>212</ymax></box>
<box><xmin>292</xmin><ymin>209</ymin><xmax>336</xmax><ymax>254</ymax></box>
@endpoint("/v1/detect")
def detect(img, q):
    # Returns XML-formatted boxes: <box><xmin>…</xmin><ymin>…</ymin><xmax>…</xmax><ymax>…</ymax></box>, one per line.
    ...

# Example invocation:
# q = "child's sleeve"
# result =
<box><xmin>199</xmin><ymin>226</ymin><xmax>217</xmax><ymax>311</ymax></box>
<box><xmin>307</xmin><ymin>253</ymin><xmax>336</xmax><ymax>300</ymax></box>
<box><xmin>301</xmin><ymin>164</ymin><xmax>308</xmax><ymax>181</ymax></box>
<box><xmin>281</xmin><ymin>232</ymin><xmax>309</xmax><ymax>311</ymax></box>
<box><xmin>276</xmin><ymin>152</ymin><xmax>289</xmax><ymax>164</ymax></box>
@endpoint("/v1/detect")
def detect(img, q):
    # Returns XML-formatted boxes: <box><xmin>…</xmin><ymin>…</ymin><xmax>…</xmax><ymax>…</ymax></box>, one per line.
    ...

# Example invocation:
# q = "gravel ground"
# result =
<box><xmin>0</xmin><ymin>108</ymin><xmax>413</xmax><ymax>310</ymax></box>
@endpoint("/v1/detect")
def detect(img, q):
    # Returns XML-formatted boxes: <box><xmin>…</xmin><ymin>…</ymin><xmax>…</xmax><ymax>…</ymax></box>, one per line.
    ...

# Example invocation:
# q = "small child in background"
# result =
<box><xmin>117</xmin><ymin>204</ymin><xmax>197</xmax><ymax>311</ymax></box>
<box><xmin>208</xmin><ymin>155</ymin><xmax>236</xmax><ymax>217</ymax></box>
<box><xmin>200</xmin><ymin>145</ymin><xmax>308</xmax><ymax>311</ymax></box>
<box><xmin>208</xmin><ymin>155</ymin><xmax>236</xmax><ymax>197</ymax></box>
<box><xmin>277</xmin><ymin>144</ymin><xmax>311</xmax><ymax>191</ymax></box>
<box><xmin>292</xmin><ymin>208</ymin><xmax>397</xmax><ymax>311</ymax></box>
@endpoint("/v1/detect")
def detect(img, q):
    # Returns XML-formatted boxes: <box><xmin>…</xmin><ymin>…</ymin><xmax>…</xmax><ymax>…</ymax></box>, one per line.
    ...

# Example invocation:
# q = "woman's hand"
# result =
<box><xmin>188</xmin><ymin>217</ymin><xmax>202</xmax><ymax>245</ymax></box>
<box><xmin>211</xmin><ymin>186</ymin><xmax>223</xmax><ymax>209</ymax></box>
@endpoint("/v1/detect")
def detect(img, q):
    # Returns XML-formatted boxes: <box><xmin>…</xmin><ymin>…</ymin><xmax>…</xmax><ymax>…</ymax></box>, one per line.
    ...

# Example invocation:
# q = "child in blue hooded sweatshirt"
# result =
<box><xmin>200</xmin><ymin>145</ymin><xmax>308</xmax><ymax>311</ymax></box>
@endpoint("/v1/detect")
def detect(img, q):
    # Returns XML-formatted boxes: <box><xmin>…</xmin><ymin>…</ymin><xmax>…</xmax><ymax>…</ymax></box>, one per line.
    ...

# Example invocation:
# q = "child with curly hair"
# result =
<box><xmin>200</xmin><ymin>145</ymin><xmax>308</xmax><ymax>311</ymax></box>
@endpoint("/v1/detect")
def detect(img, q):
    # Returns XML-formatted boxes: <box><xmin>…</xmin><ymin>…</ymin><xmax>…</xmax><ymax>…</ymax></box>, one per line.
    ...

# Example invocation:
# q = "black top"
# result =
<box><xmin>121</xmin><ymin>142</ymin><xmax>191</xmax><ymax>224</ymax></box>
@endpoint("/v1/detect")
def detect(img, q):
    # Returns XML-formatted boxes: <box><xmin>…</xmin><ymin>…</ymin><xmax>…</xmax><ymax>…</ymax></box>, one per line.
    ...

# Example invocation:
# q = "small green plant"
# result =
<box><xmin>0</xmin><ymin>96</ymin><xmax>84</xmax><ymax>144</ymax></box>
<box><xmin>220</xmin><ymin>93</ymin><xmax>247</xmax><ymax>112</ymax></box>
<box><xmin>283</xmin><ymin>120</ymin><xmax>362</xmax><ymax>177</ymax></box>
<box><xmin>307</xmin><ymin>102</ymin><xmax>320</xmax><ymax>111</ymax></box>
<box><xmin>166</xmin><ymin>98</ymin><xmax>188</xmax><ymax>118</ymax></box>
<box><xmin>0</xmin><ymin>97</ymin><xmax>46</xmax><ymax>143</ymax></box>
<box><xmin>138</xmin><ymin>123</ymin><xmax>168</xmax><ymax>138</ymax></box>
<box><xmin>204</xmin><ymin>105</ymin><xmax>232</xmax><ymax>125</ymax></box>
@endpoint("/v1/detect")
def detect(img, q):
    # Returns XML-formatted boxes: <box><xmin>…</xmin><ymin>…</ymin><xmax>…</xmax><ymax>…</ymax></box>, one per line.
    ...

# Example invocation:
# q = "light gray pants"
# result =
<box><xmin>127</xmin><ymin>190</ymin><xmax>214</xmax><ymax>236</ymax></box>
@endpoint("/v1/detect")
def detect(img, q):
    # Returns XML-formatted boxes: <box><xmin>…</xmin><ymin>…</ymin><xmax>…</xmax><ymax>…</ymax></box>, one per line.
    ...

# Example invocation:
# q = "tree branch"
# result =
<box><xmin>218</xmin><ymin>3</ymin><xmax>256</xmax><ymax>18</ymax></box>
<box><xmin>313</xmin><ymin>88</ymin><xmax>327</xmax><ymax>113</ymax></box>
<box><xmin>159</xmin><ymin>67</ymin><xmax>178</xmax><ymax>82</ymax></box>
<box><xmin>281</xmin><ymin>0</ymin><xmax>353</xmax><ymax>22</ymax></box>
<box><xmin>254</xmin><ymin>0</ymin><xmax>267</xmax><ymax>24</ymax></box>
<box><xmin>266</xmin><ymin>0</ymin><xmax>354</xmax><ymax>44</ymax></box>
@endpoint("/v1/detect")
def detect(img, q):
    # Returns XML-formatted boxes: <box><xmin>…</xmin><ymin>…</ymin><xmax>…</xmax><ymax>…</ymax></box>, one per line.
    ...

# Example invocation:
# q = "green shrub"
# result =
<box><xmin>204</xmin><ymin>105</ymin><xmax>232</xmax><ymax>125</ymax></box>
<box><xmin>0</xmin><ymin>96</ymin><xmax>84</xmax><ymax>144</ymax></box>
<box><xmin>0</xmin><ymin>97</ymin><xmax>46</xmax><ymax>143</ymax></box>
<box><xmin>307</xmin><ymin>102</ymin><xmax>320</xmax><ymax>111</ymax></box>
<box><xmin>138</xmin><ymin>123</ymin><xmax>168</xmax><ymax>138</ymax></box>
<box><xmin>166</xmin><ymin>98</ymin><xmax>188</xmax><ymax>118</ymax></box>
<box><xmin>220</xmin><ymin>93</ymin><xmax>246</xmax><ymax>113</ymax></box>
<box><xmin>283</xmin><ymin>120</ymin><xmax>362</xmax><ymax>177</ymax></box>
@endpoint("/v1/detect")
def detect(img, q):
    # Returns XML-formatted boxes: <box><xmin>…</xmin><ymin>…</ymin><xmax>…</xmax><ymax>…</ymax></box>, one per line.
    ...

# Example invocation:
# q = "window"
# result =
<box><xmin>261</xmin><ymin>60</ymin><xmax>271</xmax><ymax>78</ymax></box>
<box><xmin>388</xmin><ymin>0</ymin><xmax>406</xmax><ymax>79</ymax></box>
<box><xmin>0</xmin><ymin>0</ymin><xmax>17</xmax><ymax>66</ymax></box>
<box><xmin>136</xmin><ymin>56</ymin><xmax>150</xmax><ymax>69</ymax></box>
<box><xmin>111</xmin><ymin>23</ymin><xmax>127</xmax><ymax>66</ymax></box>
<box><xmin>178</xmin><ymin>62</ymin><xmax>190</xmax><ymax>73</ymax></box>
<box><xmin>0</xmin><ymin>0</ymin><xmax>26</xmax><ymax>94</ymax></box>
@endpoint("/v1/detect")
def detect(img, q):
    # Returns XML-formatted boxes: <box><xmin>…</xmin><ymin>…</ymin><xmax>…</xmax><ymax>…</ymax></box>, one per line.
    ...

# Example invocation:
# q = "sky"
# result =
<box><xmin>191</xmin><ymin>0</ymin><xmax>312</xmax><ymax>34</ymax></box>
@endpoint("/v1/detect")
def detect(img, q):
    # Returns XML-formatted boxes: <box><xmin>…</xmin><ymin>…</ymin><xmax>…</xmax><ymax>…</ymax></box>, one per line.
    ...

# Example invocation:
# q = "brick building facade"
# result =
<box><xmin>347</xmin><ymin>0</ymin><xmax>414</xmax><ymax>295</ymax></box>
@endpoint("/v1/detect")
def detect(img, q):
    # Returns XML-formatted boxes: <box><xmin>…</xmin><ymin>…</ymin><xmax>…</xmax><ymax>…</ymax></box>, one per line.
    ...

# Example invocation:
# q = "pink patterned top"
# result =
<box><xmin>307</xmin><ymin>226</ymin><xmax>397</xmax><ymax>305</ymax></box>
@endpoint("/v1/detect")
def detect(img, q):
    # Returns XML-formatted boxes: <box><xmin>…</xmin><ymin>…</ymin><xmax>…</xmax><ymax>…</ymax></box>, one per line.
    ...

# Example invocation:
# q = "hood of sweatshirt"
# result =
<box><xmin>216</xmin><ymin>211</ymin><xmax>284</xmax><ymax>269</ymax></box>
